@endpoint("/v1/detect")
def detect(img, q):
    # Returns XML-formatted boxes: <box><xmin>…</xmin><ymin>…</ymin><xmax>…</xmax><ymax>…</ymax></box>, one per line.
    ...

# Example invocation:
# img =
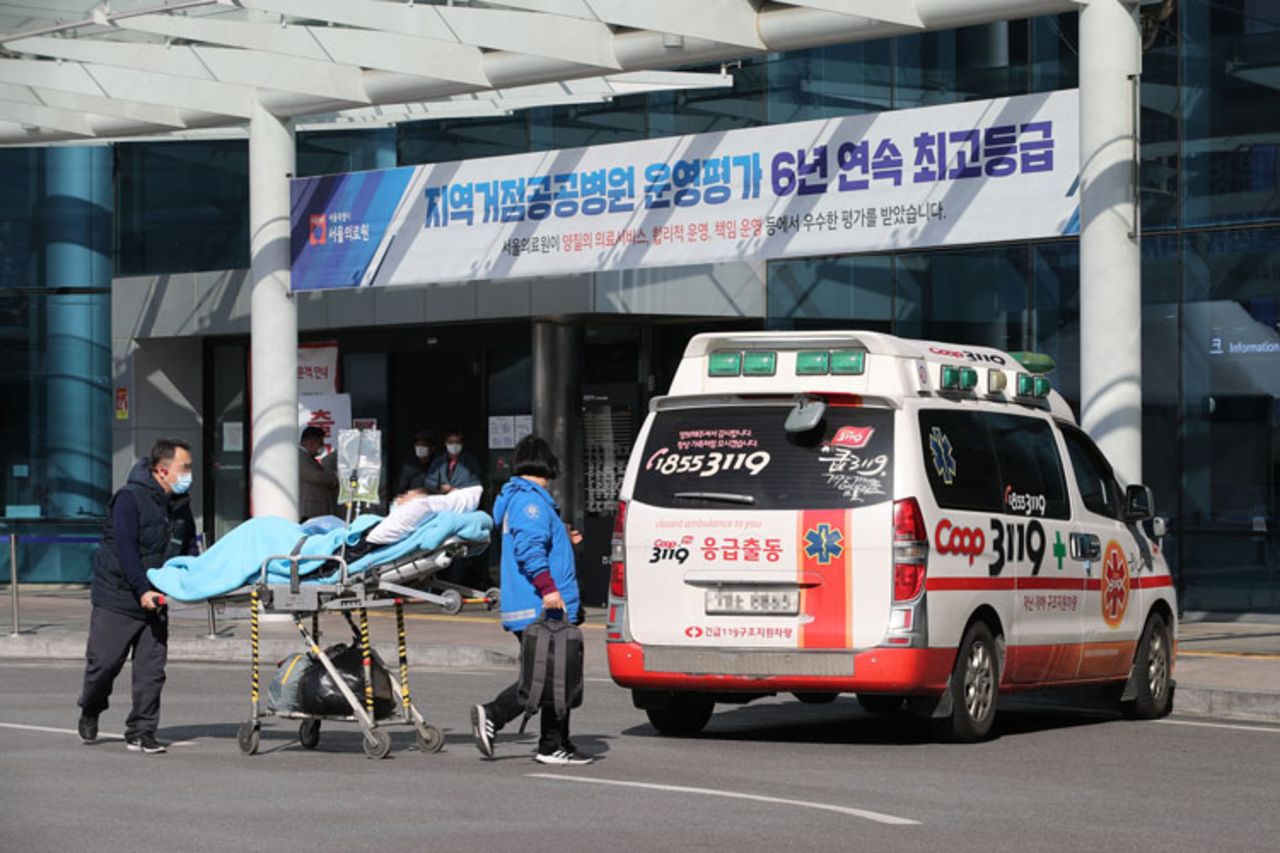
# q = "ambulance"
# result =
<box><xmin>605</xmin><ymin>331</ymin><xmax>1176</xmax><ymax>741</ymax></box>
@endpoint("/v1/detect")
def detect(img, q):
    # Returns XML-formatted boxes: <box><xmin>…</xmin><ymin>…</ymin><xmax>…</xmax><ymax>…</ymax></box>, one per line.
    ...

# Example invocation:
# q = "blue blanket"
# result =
<box><xmin>147</xmin><ymin>511</ymin><xmax>492</xmax><ymax>602</ymax></box>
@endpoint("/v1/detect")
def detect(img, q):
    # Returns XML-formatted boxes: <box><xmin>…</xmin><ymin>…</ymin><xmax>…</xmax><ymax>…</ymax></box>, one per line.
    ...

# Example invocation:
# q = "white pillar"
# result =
<box><xmin>1079</xmin><ymin>0</ymin><xmax>1142</xmax><ymax>485</ymax></box>
<box><xmin>249</xmin><ymin>102</ymin><xmax>299</xmax><ymax>520</ymax></box>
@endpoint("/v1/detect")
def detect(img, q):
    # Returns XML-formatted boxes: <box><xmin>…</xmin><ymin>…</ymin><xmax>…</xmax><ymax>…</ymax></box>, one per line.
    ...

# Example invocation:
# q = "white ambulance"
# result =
<box><xmin>606</xmin><ymin>331</ymin><xmax>1176</xmax><ymax>741</ymax></box>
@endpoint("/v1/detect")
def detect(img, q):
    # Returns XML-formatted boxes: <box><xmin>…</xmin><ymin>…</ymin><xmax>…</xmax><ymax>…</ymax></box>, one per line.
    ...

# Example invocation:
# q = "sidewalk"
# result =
<box><xmin>3</xmin><ymin>589</ymin><xmax>1278</xmax><ymax>723</ymax></box>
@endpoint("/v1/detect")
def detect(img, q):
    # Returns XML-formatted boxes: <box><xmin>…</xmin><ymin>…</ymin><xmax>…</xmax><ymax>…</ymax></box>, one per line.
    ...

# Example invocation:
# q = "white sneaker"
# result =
<box><xmin>471</xmin><ymin>704</ymin><xmax>495</xmax><ymax>759</ymax></box>
<box><xmin>534</xmin><ymin>749</ymin><xmax>594</xmax><ymax>766</ymax></box>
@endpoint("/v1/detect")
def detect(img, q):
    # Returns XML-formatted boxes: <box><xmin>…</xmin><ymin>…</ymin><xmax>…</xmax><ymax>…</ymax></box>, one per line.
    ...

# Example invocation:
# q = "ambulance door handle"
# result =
<box><xmin>1069</xmin><ymin>533</ymin><xmax>1101</xmax><ymax>562</ymax></box>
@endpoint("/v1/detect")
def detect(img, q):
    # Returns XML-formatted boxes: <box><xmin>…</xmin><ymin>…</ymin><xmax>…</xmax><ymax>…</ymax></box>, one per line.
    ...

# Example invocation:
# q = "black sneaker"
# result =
<box><xmin>471</xmin><ymin>704</ymin><xmax>495</xmax><ymax>759</ymax></box>
<box><xmin>534</xmin><ymin>749</ymin><xmax>594</xmax><ymax>766</ymax></box>
<box><xmin>77</xmin><ymin>715</ymin><xmax>98</xmax><ymax>744</ymax></box>
<box><xmin>126</xmin><ymin>734</ymin><xmax>167</xmax><ymax>754</ymax></box>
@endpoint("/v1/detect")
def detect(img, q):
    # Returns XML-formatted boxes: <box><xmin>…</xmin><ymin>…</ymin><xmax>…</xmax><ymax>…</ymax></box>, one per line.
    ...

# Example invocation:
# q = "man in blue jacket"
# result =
<box><xmin>471</xmin><ymin>435</ymin><xmax>591</xmax><ymax>765</ymax></box>
<box><xmin>77</xmin><ymin>439</ymin><xmax>197</xmax><ymax>754</ymax></box>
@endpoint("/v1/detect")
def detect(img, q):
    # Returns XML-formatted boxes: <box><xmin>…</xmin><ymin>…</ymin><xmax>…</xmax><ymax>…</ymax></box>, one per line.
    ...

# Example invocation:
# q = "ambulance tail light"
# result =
<box><xmin>609</xmin><ymin>500</ymin><xmax>628</xmax><ymax>599</ymax></box>
<box><xmin>892</xmin><ymin>498</ymin><xmax>928</xmax><ymax>603</ymax></box>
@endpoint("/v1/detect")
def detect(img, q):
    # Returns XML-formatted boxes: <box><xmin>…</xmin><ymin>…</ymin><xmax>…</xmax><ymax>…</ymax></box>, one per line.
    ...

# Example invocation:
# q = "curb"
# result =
<box><xmin>0</xmin><ymin>634</ymin><xmax>517</xmax><ymax>671</ymax></box>
<box><xmin>1173</xmin><ymin>686</ymin><xmax>1280</xmax><ymax>724</ymax></box>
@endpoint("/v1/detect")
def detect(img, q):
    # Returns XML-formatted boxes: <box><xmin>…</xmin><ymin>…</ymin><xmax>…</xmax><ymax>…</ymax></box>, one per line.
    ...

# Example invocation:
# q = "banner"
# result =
<box><xmin>298</xmin><ymin>393</ymin><xmax>351</xmax><ymax>454</ymax></box>
<box><xmin>297</xmin><ymin>342</ymin><xmax>339</xmax><ymax>394</ymax></box>
<box><xmin>291</xmin><ymin>90</ymin><xmax>1079</xmax><ymax>291</ymax></box>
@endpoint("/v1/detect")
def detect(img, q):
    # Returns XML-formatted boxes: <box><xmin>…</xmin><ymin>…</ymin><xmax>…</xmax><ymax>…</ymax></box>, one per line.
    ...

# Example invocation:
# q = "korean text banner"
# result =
<box><xmin>290</xmin><ymin>90</ymin><xmax>1079</xmax><ymax>291</ymax></box>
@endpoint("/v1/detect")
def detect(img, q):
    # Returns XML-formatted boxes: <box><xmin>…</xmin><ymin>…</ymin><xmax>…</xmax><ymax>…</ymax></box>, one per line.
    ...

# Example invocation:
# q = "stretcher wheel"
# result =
<box><xmin>440</xmin><ymin>589</ymin><xmax>464</xmax><ymax>616</ymax></box>
<box><xmin>237</xmin><ymin>721</ymin><xmax>260</xmax><ymax>756</ymax></box>
<box><xmin>363</xmin><ymin>728</ymin><xmax>392</xmax><ymax>760</ymax></box>
<box><xmin>298</xmin><ymin>719</ymin><xmax>321</xmax><ymax>749</ymax></box>
<box><xmin>485</xmin><ymin>587</ymin><xmax>501</xmax><ymax>610</ymax></box>
<box><xmin>416</xmin><ymin>723</ymin><xmax>444</xmax><ymax>754</ymax></box>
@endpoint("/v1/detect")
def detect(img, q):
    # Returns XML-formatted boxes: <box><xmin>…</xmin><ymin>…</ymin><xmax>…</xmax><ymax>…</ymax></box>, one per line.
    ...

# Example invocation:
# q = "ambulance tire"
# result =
<box><xmin>933</xmin><ymin>621</ymin><xmax>999</xmax><ymax>742</ymax></box>
<box><xmin>645</xmin><ymin>694</ymin><xmax>715</xmax><ymax>737</ymax></box>
<box><xmin>856</xmin><ymin>694</ymin><xmax>906</xmax><ymax>715</ymax></box>
<box><xmin>1122</xmin><ymin>612</ymin><xmax>1174</xmax><ymax>720</ymax></box>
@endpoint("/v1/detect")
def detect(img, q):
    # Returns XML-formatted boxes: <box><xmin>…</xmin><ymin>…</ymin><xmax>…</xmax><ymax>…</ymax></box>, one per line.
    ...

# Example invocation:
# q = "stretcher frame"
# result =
<box><xmin>231</xmin><ymin>536</ymin><xmax>492</xmax><ymax>759</ymax></box>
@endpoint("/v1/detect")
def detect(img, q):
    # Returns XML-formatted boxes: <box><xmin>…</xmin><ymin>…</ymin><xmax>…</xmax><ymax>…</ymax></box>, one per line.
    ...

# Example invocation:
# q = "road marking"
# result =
<box><xmin>1158</xmin><ymin>718</ymin><xmax>1280</xmax><ymax>735</ymax></box>
<box><xmin>527</xmin><ymin>773</ymin><xmax>920</xmax><ymax>826</ymax></box>
<box><xmin>1178</xmin><ymin>650</ymin><xmax>1280</xmax><ymax>660</ymax></box>
<box><xmin>368</xmin><ymin>611</ymin><xmax>605</xmax><ymax>630</ymax></box>
<box><xmin>0</xmin><ymin>721</ymin><xmax>196</xmax><ymax>746</ymax></box>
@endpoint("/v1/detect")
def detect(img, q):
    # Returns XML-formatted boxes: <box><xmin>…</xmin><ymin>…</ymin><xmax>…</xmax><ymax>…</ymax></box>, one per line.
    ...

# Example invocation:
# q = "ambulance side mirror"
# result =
<box><xmin>785</xmin><ymin>397</ymin><xmax>826</xmax><ymax>434</ymax></box>
<box><xmin>1124</xmin><ymin>485</ymin><xmax>1154</xmax><ymax>522</ymax></box>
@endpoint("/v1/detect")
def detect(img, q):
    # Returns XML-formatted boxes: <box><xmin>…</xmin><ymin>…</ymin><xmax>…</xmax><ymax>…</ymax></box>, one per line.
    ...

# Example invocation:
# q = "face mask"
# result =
<box><xmin>414</xmin><ymin>446</ymin><xmax>430</xmax><ymax>459</ymax></box>
<box><xmin>446</xmin><ymin>443</ymin><xmax>462</xmax><ymax>456</ymax></box>
<box><xmin>172</xmin><ymin>473</ymin><xmax>193</xmax><ymax>495</ymax></box>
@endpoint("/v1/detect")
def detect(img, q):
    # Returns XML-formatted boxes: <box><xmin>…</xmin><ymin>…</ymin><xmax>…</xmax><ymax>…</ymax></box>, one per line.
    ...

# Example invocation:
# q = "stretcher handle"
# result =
<box><xmin>256</xmin><ymin>553</ymin><xmax>352</xmax><ymax>591</ymax></box>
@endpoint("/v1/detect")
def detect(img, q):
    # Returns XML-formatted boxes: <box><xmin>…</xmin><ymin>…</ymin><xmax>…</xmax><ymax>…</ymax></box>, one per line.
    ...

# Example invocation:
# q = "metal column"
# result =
<box><xmin>532</xmin><ymin>320</ymin><xmax>584</xmax><ymax>528</ymax></box>
<box><xmin>248</xmin><ymin>102</ymin><xmax>300</xmax><ymax>520</ymax></box>
<box><xmin>1079</xmin><ymin>0</ymin><xmax>1144</xmax><ymax>485</ymax></box>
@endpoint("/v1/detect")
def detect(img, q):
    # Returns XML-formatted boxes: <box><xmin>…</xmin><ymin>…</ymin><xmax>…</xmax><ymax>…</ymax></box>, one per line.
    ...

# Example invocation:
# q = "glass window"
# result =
<box><xmin>633</xmin><ymin>406</ymin><xmax>895</xmax><ymax>510</ymax></box>
<box><xmin>766</xmin><ymin>254</ymin><xmax>892</xmax><ymax>330</ymax></box>
<box><xmin>297</xmin><ymin>129</ymin><xmax>396</xmax><ymax>178</ymax></box>
<box><xmin>918</xmin><ymin>410</ymin><xmax>1002</xmax><ymax>513</ymax></box>
<box><xmin>766</xmin><ymin>42</ymin><xmax>892</xmax><ymax>124</ymax></box>
<box><xmin>649</xmin><ymin>59</ymin><xmax>767</xmax><ymax>138</ymax></box>
<box><xmin>1181</xmin><ymin>0</ymin><xmax>1280</xmax><ymax>227</ymax></box>
<box><xmin>530</xmin><ymin>95</ymin><xmax>648</xmax><ymax>152</ymax></box>
<box><xmin>1060</xmin><ymin>424</ymin><xmax>1122</xmax><ymax>520</ymax></box>
<box><xmin>987</xmin><ymin>414</ymin><xmax>1071</xmax><ymax>520</ymax></box>
<box><xmin>1030</xmin><ymin>13</ymin><xmax>1078</xmax><ymax>93</ymax></box>
<box><xmin>895</xmin><ymin>245</ymin><xmax>1029</xmax><ymax>351</ymax></box>
<box><xmin>397</xmin><ymin>116</ymin><xmax>530</xmax><ymax>166</ymax></box>
<box><xmin>894</xmin><ymin>21</ymin><xmax>1029</xmax><ymax>109</ymax></box>
<box><xmin>115</xmin><ymin>140</ymin><xmax>249</xmax><ymax>275</ymax></box>
<box><xmin>1140</xmin><ymin>2</ymin><xmax>1179</xmax><ymax>229</ymax></box>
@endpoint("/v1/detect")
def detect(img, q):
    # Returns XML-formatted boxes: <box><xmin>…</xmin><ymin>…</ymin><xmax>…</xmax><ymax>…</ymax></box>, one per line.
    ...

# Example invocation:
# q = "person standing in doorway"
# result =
<box><xmin>471</xmin><ymin>435</ymin><xmax>592</xmax><ymax>766</ymax></box>
<box><xmin>77</xmin><ymin>439</ymin><xmax>197</xmax><ymax>754</ymax></box>
<box><xmin>396</xmin><ymin>430</ymin><xmax>437</xmax><ymax>496</ymax></box>
<box><xmin>298</xmin><ymin>426</ymin><xmax>338</xmax><ymax>520</ymax></box>
<box><xmin>426</xmin><ymin>430</ymin><xmax>482</xmax><ymax>495</ymax></box>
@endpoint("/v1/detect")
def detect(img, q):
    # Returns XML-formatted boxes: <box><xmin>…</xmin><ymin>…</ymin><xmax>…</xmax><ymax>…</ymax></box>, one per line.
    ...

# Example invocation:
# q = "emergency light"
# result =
<box><xmin>742</xmin><ymin>351</ymin><xmax>777</xmax><ymax>376</ymax></box>
<box><xmin>1010</xmin><ymin>351</ymin><xmax>1056</xmax><ymax>374</ymax></box>
<box><xmin>940</xmin><ymin>365</ymin><xmax>977</xmax><ymax>392</ymax></box>
<box><xmin>708</xmin><ymin>351</ymin><xmax>742</xmax><ymax>376</ymax></box>
<box><xmin>829</xmin><ymin>350</ymin><xmax>865</xmax><ymax>375</ymax></box>
<box><xmin>795</xmin><ymin>351</ymin><xmax>830</xmax><ymax>375</ymax></box>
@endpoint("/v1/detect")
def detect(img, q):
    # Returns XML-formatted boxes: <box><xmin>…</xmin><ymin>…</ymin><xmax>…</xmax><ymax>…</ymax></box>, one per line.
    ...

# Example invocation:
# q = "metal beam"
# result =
<box><xmin>584</xmin><ymin>0</ymin><xmax>766</xmax><ymax>49</ymax></box>
<box><xmin>6</xmin><ymin>35</ymin><xmax>370</xmax><ymax>105</ymax></box>
<box><xmin>768</xmin><ymin>1</ymin><xmax>925</xmax><ymax>29</ymax></box>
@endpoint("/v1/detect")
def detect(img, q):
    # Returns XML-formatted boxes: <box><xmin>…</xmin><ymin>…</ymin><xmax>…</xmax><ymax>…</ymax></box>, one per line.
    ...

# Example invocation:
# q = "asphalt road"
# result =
<box><xmin>2</xmin><ymin>659</ymin><xmax>1278</xmax><ymax>853</ymax></box>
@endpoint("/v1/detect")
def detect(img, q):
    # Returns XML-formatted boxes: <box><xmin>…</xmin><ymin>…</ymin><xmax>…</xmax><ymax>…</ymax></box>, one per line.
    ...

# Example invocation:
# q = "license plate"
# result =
<box><xmin>705</xmin><ymin>588</ymin><xmax>799</xmax><ymax>616</ymax></box>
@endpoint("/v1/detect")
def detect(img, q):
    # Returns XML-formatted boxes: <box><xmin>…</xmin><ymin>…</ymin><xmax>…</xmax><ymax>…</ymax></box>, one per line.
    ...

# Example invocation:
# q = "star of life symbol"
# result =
<box><xmin>804</xmin><ymin>523</ymin><xmax>844</xmax><ymax>565</ymax></box>
<box><xmin>929</xmin><ymin>426</ymin><xmax>957</xmax><ymax>485</ymax></box>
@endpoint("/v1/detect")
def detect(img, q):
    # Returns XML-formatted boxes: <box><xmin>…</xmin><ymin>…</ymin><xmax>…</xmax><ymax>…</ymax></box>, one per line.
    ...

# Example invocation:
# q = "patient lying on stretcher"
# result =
<box><xmin>342</xmin><ymin>485</ymin><xmax>483</xmax><ymax>562</ymax></box>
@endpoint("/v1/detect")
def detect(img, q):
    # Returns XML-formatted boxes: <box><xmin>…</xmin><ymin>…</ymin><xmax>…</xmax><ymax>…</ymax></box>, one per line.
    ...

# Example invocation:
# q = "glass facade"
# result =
<box><xmin>4</xmin><ymin>4</ymin><xmax>1279</xmax><ymax>608</ymax></box>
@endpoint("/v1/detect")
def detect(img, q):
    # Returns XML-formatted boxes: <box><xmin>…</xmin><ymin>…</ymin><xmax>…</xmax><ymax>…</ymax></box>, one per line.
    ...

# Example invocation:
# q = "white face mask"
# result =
<box><xmin>445</xmin><ymin>443</ymin><xmax>462</xmax><ymax>456</ymax></box>
<box><xmin>414</xmin><ymin>446</ymin><xmax>430</xmax><ymax>459</ymax></box>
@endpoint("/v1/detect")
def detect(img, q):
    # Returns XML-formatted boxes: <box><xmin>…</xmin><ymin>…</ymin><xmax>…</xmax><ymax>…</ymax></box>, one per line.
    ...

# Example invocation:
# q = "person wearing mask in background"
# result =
<box><xmin>396</xmin><ymin>430</ymin><xmax>437</xmax><ymax>496</ymax></box>
<box><xmin>426</xmin><ymin>430</ymin><xmax>482</xmax><ymax>496</ymax></box>
<box><xmin>77</xmin><ymin>439</ymin><xmax>197</xmax><ymax>755</ymax></box>
<box><xmin>471</xmin><ymin>435</ymin><xmax>592</xmax><ymax>766</ymax></box>
<box><xmin>298</xmin><ymin>425</ymin><xmax>338</xmax><ymax>520</ymax></box>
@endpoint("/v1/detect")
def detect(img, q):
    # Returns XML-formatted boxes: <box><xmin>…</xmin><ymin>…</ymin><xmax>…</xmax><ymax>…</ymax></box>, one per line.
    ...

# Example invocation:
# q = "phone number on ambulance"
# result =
<box><xmin>646</xmin><ymin>449</ymin><xmax>771</xmax><ymax>477</ymax></box>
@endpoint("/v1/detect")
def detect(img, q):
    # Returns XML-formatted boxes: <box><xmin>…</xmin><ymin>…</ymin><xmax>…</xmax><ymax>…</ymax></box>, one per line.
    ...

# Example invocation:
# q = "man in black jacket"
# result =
<box><xmin>77</xmin><ymin>439</ymin><xmax>197</xmax><ymax>754</ymax></box>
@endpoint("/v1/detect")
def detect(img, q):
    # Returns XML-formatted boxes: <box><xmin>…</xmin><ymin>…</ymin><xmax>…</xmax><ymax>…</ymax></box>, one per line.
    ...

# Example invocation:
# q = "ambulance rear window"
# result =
<box><xmin>918</xmin><ymin>409</ymin><xmax>1070</xmax><ymax>520</ymax></box>
<box><xmin>633</xmin><ymin>405</ymin><xmax>895</xmax><ymax>511</ymax></box>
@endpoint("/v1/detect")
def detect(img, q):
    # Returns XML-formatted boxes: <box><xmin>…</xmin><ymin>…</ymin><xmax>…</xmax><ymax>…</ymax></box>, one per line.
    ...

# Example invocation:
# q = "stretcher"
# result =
<box><xmin>226</xmin><ymin>534</ymin><xmax>492</xmax><ymax>760</ymax></box>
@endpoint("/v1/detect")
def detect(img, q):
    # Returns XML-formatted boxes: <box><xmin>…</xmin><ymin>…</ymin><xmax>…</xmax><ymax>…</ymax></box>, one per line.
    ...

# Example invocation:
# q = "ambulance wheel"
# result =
<box><xmin>298</xmin><ymin>719</ymin><xmax>321</xmax><ymax>750</ymax></box>
<box><xmin>933</xmin><ymin>621</ymin><xmax>999</xmax><ymax>742</ymax></box>
<box><xmin>857</xmin><ymin>694</ymin><xmax>906</xmax><ymax>715</ymax></box>
<box><xmin>237</xmin><ymin>721</ymin><xmax>260</xmax><ymax>756</ymax></box>
<box><xmin>485</xmin><ymin>587</ymin><xmax>501</xmax><ymax>611</ymax></box>
<box><xmin>794</xmin><ymin>692</ymin><xmax>839</xmax><ymax>705</ymax></box>
<box><xmin>440</xmin><ymin>589</ymin><xmax>464</xmax><ymax>616</ymax></box>
<box><xmin>645</xmin><ymin>694</ymin><xmax>714</xmax><ymax>737</ymax></box>
<box><xmin>416</xmin><ymin>723</ymin><xmax>445</xmax><ymax>754</ymax></box>
<box><xmin>1122</xmin><ymin>612</ymin><xmax>1173</xmax><ymax>720</ymax></box>
<box><xmin>363</xmin><ymin>728</ymin><xmax>392</xmax><ymax>759</ymax></box>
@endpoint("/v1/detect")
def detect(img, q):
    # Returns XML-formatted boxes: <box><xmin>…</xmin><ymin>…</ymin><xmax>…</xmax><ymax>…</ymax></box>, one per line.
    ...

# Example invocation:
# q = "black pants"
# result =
<box><xmin>78</xmin><ymin>606</ymin><xmax>168</xmax><ymax>739</ymax></box>
<box><xmin>485</xmin><ymin>632</ymin><xmax>571</xmax><ymax>755</ymax></box>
